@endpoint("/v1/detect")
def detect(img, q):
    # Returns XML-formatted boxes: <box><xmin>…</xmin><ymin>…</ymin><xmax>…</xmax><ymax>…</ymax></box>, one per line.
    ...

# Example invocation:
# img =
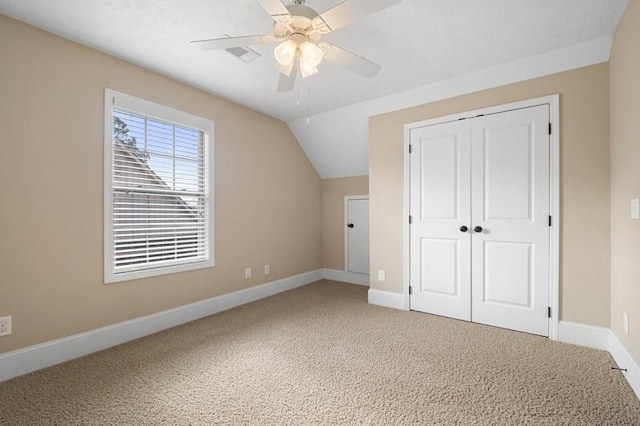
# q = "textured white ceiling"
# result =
<box><xmin>0</xmin><ymin>0</ymin><xmax>629</xmax><ymax>177</ymax></box>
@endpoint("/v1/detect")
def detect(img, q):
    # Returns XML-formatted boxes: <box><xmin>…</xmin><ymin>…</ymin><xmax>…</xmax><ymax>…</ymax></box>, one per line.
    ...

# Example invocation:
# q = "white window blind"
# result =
<box><xmin>104</xmin><ymin>89</ymin><xmax>214</xmax><ymax>283</ymax></box>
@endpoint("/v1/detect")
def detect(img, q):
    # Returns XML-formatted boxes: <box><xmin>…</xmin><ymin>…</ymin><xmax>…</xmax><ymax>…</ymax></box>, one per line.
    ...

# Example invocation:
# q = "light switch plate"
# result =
<box><xmin>631</xmin><ymin>198</ymin><xmax>640</xmax><ymax>219</ymax></box>
<box><xmin>623</xmin><ymin>312</ymin><xmax>630</xmax><ymax>334</ymax></box>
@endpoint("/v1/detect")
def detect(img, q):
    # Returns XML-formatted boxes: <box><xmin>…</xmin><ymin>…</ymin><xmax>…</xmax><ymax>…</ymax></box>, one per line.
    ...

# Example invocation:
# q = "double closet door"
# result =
<box><xmin>409</xmin><ymin>105</ymin><xmax>550</xmax><ymax>336</ymax></box>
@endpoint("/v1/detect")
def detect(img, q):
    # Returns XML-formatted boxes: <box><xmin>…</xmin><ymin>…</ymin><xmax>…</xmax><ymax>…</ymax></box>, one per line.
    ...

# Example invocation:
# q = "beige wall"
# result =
<box><xmin>0</xmin><ymin>15</ymin><xmax>322</xmax><ymax>354</ymax></box>
<box><xmin>610</xmin><ymin>0</ymin><xmax>640</xmax><ymax>364</ymax></box>
<box><xmin>370</xmin><ymin>64</ymin><xmax>611</xmax><ymax>327</ymax></box>
<box><xmin>322</xmin><ymin>176</ymin><xmax>369</xmax><ymax>270</ymax></box>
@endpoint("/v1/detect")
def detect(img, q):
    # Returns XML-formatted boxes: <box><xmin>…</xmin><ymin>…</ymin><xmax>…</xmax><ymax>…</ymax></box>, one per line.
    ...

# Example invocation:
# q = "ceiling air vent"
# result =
<box><xmin>225</xmin><ymin>46</ymin><xmax>261</xmax><ymax>63</ymax></box>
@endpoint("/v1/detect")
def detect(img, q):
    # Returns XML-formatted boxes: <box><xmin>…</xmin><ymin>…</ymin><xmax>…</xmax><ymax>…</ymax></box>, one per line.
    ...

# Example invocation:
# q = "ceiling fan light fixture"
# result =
<box><xmin>298</xmin><ymin>56</ymin><xmax>318</xmax><ymax>78</ymax></box>
<box><xmin>274</xmin><ymin>39</ymin><xmax>297</xmax><ymax>66</ymax></box>
<box><xmin>299</xmin><ymin>41</ymin><xmax>323</xmax><ymax>67</ymax></box>
<box><xmin>191</xmin><ymin>0</ymin><xmax>402</xmax><ymax>92</ymax></box>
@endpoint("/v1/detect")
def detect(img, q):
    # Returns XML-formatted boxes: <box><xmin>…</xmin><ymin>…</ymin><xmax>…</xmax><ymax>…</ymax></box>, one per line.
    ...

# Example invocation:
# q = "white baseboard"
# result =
<box><xmin>0</xmin><ymin>269</ymin><xmax>323</xmax><ymax>382</ymax></box>
<box><xmin>322</xmin><ymin>269</ymin><xmax>369</xmax><ymax>286</ymax></box>
<box><xmin>3</xmin><ymin>275</ymin><xmax>639</xmax><ymax>402</ymax></box>
<box><xmin>368</xmin><ymin>289</ymin><xmax>407</xmax><ymax>311</ymax></box>
<box><xmin>609</xmin><ymin>332</ymin><xmax>640</xmax><ymax>400</ymax></box>
<box><xmin>557</xmin><ymin>321</ymin><xmax>611</xmax><ymax>350</ymax></box>
<box><xmin>557</xmin><ymin>320</ymin><xmax>640</xmax><ymax>400</ymax></box>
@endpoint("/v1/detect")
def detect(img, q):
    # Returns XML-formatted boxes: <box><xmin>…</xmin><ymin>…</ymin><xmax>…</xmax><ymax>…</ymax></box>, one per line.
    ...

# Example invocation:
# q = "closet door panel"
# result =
<box><xmin>409</xmin><ymin>120</ymin><xmax>471</xmax><ymax>321</ymax></box>
<box><xmin>470</xmin><ymin>105</ymin><xmax>550</xmax><ymax>336</ymax></box>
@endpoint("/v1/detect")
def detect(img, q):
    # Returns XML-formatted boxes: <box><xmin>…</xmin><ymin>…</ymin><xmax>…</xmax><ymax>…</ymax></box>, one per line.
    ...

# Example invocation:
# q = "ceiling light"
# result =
<box><xmin>274</xmin><ymin>39</ymin><xmax>323</xmax><ymax>79</ymax></box>
<box><xmin>298</xmin><ymin>56</ymin><xmax>318</xmax><ymax>78</ymax></box>
<box><xmin>299</xmin><ymin>41</ymin><xmax>323</xmax><ymax>67</ymax></box>
<box><xmin>273</xmin><ymin>39</ymin><xmax>297</xmax><ymax>66</ymax></box>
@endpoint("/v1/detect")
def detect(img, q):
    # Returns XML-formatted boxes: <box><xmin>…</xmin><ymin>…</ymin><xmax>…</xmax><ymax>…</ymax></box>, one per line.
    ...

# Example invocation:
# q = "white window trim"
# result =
<box><xmin>104</xmin><ymin>88</ymin><xmax>215</xmax><ymax>284</ymax></box>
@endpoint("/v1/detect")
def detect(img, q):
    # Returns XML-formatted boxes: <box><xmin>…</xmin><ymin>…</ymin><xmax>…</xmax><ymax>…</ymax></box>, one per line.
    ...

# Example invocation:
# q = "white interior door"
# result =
<box><xmin>409</xmin><ymin>104</ymin><xmax>550</xmax><ymax>336</ymax></box>
<box><xmin>409</xmin><ymin>120</ymin><xmax>471</xmax><ymax>321</ymax></box>
<box><xmin>470</xmin><ymin>105</ymin><xmax>550</xmax><ymax>336</ymax></box>
<box><xmin>346</xmin><ymin>197</ymin><xmax>369</xmax><ymax>274</ymax></box>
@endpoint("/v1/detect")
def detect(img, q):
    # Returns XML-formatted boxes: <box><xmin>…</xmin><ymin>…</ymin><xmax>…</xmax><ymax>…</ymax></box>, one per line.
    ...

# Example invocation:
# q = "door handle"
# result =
<box><xmin>347</xmin><ymin>223</ymin><xmax>354</xmax><ymax>228</ymax></box>
<box><xmin>474</xmin><ymin>226</ymin><xmax>483</xmax><ymax>233</ymax></box>
<box><xmin>460</xmin><ymin>226</ymin><xmax>468</xmax><ymax>232</ymax></box>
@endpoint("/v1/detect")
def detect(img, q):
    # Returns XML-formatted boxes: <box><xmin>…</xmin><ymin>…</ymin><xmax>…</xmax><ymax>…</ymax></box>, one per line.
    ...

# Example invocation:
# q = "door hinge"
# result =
<box><xmin>548</xmin><ymin>307</ymin><xmax>552</xmax><ymax>318</ymax></box>
<box><xmin>548</xmin><ymin>215</ymin><xmax>552</xmax><ymax>227</ymax></box>
<box><xmin>409</xmin><ymin>144</ymin><xmax>412</xmax><ymax>154</ymax></box>
<box><xmin>548</xmin><ymin>122</ymin><xmax>552</xmax><ymax>135</ymax></box>
<box><xmin>409</xmin><ymin>286</ymin><xmax>413</xmax><ymax>295</ymax></box>
<box><xmin>409</xmin><ymin>215</ymin><xmax>413</xmax><ymax>224</ymax></box>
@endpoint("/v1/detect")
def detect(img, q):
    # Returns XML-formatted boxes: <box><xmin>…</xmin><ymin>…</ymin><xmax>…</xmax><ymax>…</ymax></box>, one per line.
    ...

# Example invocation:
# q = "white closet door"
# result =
<box><xmin>409</xmin><ymin>120</ymin><xmax>471</xmax><ymax>321</ymax></box>
<box><xmin>470</xmin><ymin>105</ymin><xmax>550</xmax><ymax>336</ymax></box>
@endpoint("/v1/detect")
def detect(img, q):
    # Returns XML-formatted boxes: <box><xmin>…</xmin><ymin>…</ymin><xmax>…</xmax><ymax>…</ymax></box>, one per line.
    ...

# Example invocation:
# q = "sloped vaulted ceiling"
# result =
<box><xmin>0</xmin><ymin>0</ymin><xmax>629</xmax><ymax>178</ymax></box>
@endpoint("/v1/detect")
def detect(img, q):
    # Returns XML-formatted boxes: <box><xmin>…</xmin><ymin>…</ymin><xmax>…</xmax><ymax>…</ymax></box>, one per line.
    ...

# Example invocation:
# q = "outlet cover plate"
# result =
<box><xmin>0</xmin><ymin>316</ymin><xmax>12</xmax><ymax>336</ymax></box>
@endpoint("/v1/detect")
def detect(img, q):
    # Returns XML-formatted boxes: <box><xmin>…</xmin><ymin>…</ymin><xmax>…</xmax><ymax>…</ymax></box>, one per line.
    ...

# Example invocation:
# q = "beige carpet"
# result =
<box><xmin>1</xmin><ymin>280</ymin><xmax>639</xmax><ymax>425</ymax></box>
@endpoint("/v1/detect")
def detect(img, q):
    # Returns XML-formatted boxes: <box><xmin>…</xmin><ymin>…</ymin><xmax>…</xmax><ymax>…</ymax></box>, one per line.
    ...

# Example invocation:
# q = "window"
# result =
<box><xmin>104</xmin><ymin>89</ymin><xmax>214</xmax><ymax>283</ymax></box>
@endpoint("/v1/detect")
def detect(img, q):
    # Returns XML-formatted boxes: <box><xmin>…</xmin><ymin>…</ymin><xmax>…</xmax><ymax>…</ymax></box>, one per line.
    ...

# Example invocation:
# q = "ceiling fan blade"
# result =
<box><xmin>190</xmin><ymin>35</ymin><xmax>271</xmax><ymax>51</ymax></box>
<box><xmin>323</xmin><ymin>44</ymin><xmax>381</xmax><ymax>78</ymax></box>
<box><xmin>257</xmin><ymin>0</ymin><xmax>291</xmax><ymax>22</ymax></box>
<box><xmin>315</xmin><ymin>0</ymin><xmax>401</xmax><ymax>32</ymax></box>
<box><xmin>277</xmin><ymin>62</ymin><xmax>298</xmax><ymax>92</ymax></box>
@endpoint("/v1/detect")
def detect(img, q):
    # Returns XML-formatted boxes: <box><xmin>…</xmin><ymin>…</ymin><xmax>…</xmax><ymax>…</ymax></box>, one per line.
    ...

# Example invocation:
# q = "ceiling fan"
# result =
<box><xmin>190</xmin><ymin>0</ymin><xmax>402</xmax><ymax>92</ymax></box>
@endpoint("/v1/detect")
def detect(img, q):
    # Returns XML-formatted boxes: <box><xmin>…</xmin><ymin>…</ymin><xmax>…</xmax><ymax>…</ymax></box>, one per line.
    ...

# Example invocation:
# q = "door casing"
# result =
<box><xmin>402</xmin><ymin>95</ymin><xmax>560</xmax><ymax>340</ymax></box>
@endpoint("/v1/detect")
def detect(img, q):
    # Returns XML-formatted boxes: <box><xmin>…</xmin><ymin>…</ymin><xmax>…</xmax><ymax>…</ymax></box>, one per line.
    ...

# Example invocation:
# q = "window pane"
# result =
<box><xmin>113</xmin><ymin>111</ymin><xmax>205</xmax><ymax>195</ymax></box>
<box><xmin>107</xmin><ymin>95</ymin><xmax>212</xmax><ymax>283</ymax></box>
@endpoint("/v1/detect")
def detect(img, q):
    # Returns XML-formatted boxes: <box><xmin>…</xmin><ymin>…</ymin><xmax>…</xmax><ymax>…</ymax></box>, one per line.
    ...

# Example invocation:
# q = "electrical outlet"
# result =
<box><xmin>264</xmin><ymin>264</ymin><xmax>270</xmax><ymax>275</ymax></box>
<box><xmin>623</xmin><ymin>312</ymin><xmax>629</xmax><ymax>334</ymax></box>
<box><xmin>245</xmin><ymin>268</ymin><xmax>252</xmax><ymax>279</ymax></box>
<box><xmin>0</xmin><ymin>316</ymin><xmax>12</xmax><ymax>337</ymax></box>
<box><xmin>378</xmin><ymin>270</ymin><xmax>385</xmax><ymax>281</ymax></box>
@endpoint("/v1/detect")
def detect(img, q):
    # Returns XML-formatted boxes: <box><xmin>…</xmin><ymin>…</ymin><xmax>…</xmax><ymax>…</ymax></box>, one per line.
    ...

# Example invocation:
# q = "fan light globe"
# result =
<box><xmin>299</xmin><ymin>41</ymin><xmax>323</xmax><ymax>67</ymax></box>
<box><xmin>299</xmin><ymin>57</ymin><xmax>318</xmax><ymax>78</ymax></box>
<box><xmin>274</xmin><ymin>40</ymin><xmax>297</xmax><ymax>66</ymax></box>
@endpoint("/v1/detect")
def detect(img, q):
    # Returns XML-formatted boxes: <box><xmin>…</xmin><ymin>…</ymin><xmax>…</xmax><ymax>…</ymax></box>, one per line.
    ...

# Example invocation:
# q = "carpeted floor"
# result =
<box><xmin>1</xmin><ymin>280</ymin><xmax>639</xmax><ymax>425</ymax></box>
